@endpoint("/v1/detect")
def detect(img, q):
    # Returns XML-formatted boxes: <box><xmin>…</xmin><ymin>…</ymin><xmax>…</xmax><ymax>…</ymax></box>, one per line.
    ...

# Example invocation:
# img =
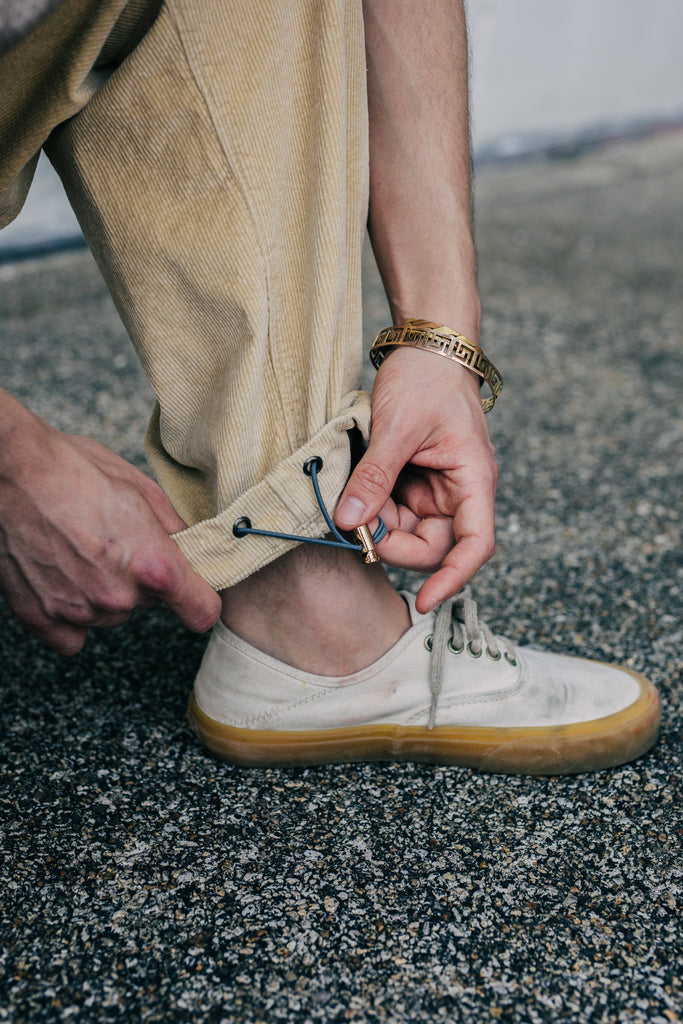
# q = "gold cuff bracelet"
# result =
<box><xmin>369</xmin><ymin>318</ymin><xmax>503</xmax><ymax>413</ymax></box>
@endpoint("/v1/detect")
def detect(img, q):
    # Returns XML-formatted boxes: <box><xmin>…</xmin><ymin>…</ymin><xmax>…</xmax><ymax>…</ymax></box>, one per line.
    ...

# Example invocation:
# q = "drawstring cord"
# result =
<box><xmin>233</xmin><ymin>456</ymin><xmax>386</xmax><ymax>561</ymax></box>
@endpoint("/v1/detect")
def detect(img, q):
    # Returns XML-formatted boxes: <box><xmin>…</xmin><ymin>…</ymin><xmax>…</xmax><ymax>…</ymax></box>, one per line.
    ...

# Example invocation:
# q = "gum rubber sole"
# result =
<box><xmin>186</xmin><ymin>669</ymin><xmax>661</xmax><ymax>776</ymax></box>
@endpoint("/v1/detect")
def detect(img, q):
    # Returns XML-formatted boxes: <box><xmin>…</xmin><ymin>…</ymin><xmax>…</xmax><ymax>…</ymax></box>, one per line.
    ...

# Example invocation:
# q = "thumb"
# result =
<box><xmin>135</xmin><ymin>472</ymin><xmax>188</xmax><ymax>535</ymax></box>
<box><xmin>164</xmin><ymin>551</ymin><xmax>222</xmax><ymax>634</ymax></box>
<box><xmin>335</xmin><ymin>441</ymin><xmax>404</xmax><ymax>529</ymax></box>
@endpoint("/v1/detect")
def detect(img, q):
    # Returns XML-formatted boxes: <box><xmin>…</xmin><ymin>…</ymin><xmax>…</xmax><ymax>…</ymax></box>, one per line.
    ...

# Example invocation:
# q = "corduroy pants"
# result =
<box><xmin>0</xmin><ymin>0</ymin><xmax>372</xmax><ymax>589</ymax></box>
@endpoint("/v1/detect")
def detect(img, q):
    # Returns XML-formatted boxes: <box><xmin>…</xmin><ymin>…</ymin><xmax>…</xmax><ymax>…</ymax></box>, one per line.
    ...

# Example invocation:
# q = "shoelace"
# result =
<box><xmin>426</xmin><ymin>590</ymin><xmax>517</xmax><ymax>729</ymax></box>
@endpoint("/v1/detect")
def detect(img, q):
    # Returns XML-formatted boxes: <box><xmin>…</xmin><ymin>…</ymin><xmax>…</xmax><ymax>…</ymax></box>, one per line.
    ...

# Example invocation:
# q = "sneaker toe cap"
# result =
<box><xmin>518</xmin><ymin>647</ymin><xmax>650</xmax><ymax>725</ymax></box>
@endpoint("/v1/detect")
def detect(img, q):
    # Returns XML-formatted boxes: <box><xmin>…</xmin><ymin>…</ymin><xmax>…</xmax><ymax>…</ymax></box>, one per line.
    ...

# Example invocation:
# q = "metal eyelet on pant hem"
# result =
<box><xmin>447</xmin><ymin>638</ymin><xmax>464</xmax><ymax>655</ymax></box>
<box><xmin>504</xmin><ymin>652</ymin><xmax>518</xmax><ymax>666</ymax></box>
<box><xmin>424</xmin><ymin>635</ymin><xmax>433</xmax><ymax>652</ymax></box>
<box><xmin>303</xmin><ymin>455</ymin><xmax>323</xmax><ymax>476</ymax></box>
<box><xmin>486</xmin><ymin>647</ymin><xmax>502</xmax><ymax>661</ymax></box>
<box><xmin>467</xmin><ymin>642</ymin><xmax>483</xmax><ymax>659</ymax></box>
<box><xmin>233</xmin><ymin>516</ymin><xmax>252</xmax><ymax>537</ymax></box>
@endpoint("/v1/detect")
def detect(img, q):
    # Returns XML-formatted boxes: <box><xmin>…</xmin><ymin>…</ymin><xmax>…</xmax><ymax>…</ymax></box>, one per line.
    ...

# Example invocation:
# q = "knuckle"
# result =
<box><xmin>39</xmin><ymin>592</ymin><xmax>98</xmax><ymax>627</ymax></box>
<box><xmin>357</xmin><ymin>460</ymin><xmax>394</xmax><ymax>498</ymax></box>
<box><xmin>475</xmin><ymin>527</ymin><xmax>497</xmax><ymax>565</ymax></box>
<box><xmin>63</xmin><ymin>605</ymin><xmax>96</xmax><ymax>627</ymax></box>
<box><xmin>12</xmin><ymin>598</ymin><xmax>48</xmax><ymax>630</ymax></box>
<box><xmin>136</xmin><ymin>557</ymin><xmax>181</xmax><ymax>596</ymax></box>
<box><xmin>23</xmin><ymin>613</ymin><xmax>86</xmax><ymax>655</ymax></box>
<box><xmin>15</xmin><ymin>597</ymin><xmax>90</xmax><ymax>641</ymax></box>
<box><xmin>96</xmin><ymin>589</ymin><xmax>135</xmax><ymax>617</ymax></box>
<box><xmin>18</xmin><ymin>606</ymin><xmax>51</xmax><ymax>633</ymax></box>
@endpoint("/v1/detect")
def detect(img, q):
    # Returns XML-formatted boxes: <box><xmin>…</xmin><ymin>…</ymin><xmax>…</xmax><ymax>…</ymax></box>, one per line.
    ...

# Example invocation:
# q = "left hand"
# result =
<box><xmin>335</xmin><ymin>346</ymin><xmax>498</xmax><ymax>614</ymax></box>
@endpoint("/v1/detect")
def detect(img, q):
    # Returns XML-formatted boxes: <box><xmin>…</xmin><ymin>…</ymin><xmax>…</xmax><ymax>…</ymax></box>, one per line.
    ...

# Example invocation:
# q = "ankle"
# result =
<box><xmin>221</xmin><ymin>544</ymin><xmax>411</xmax><ymax>675</ymax></box>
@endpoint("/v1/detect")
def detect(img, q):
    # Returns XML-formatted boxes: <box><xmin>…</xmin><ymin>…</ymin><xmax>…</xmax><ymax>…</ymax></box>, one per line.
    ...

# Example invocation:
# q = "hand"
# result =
<box><xmin>0</xmin><ymin>407</ymin><xmax>221</xmax><ymax>654</ymax></box>
<box><xmin>335</xmin><ymin>347</ymin><xmax>498</xmax><ymax>614</ymax></box>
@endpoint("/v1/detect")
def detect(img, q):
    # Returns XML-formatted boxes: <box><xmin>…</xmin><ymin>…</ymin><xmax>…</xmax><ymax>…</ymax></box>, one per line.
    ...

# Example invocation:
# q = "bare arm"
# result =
<box><xmin>363</xmin><ymin>0</ymin><xmax>480</xmax><ymax>336</ymax></box>
<box><xmin>0</xmin><ymin>387</ymin><xmax>220</xmax><ymax>653</ymax></box>
<box><xmin>336</xmin><ymin>0</ymin><xmax>498</xmax><ymax>613</ymax></box>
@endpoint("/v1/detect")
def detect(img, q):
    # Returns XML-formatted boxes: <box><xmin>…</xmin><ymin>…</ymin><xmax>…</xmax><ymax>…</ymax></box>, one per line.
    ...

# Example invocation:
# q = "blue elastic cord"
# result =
<box><xmin>233</xmin><ymin>456</ymin><xmax>387</xmax><ymax>552</ymax></box>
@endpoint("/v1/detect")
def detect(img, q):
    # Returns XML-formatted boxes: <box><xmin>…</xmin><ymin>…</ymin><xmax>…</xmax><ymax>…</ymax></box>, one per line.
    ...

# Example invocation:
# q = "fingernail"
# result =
<box><xmin>336</xmin><ymin>495</ymin><xmax>366</xmax><ymax>526</ymax></box>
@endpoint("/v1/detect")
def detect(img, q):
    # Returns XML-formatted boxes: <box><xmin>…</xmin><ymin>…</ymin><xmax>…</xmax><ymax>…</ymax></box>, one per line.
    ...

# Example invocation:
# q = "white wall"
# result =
<box><xmin>467</xmin><ymin>0</ymin><xmax>683</xmax><ymax>157</ymax></box>
<box><xmin>3</xmin><ymin>2</ymin><xmax>683</xmax><ymax>254</ymax></box>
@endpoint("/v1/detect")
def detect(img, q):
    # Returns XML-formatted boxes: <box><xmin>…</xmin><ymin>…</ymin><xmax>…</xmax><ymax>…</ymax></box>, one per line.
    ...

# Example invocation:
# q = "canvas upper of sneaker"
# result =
<box><xmin>193</xmin><ymin>591</ymin><xmax>644</xmax><ymax>732</ymax></box>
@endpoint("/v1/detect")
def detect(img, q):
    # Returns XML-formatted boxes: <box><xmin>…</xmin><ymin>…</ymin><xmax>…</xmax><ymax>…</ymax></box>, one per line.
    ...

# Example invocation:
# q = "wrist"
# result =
<box><xmin>370</xmin><ymin>318</ymin><xmax>502</xmax><ymax>412</ymax></box>
<box><xmin>388</xmin><ymin>295</ymin><xmax>481</xmax><ymax>346</ymax></box>
<box><xmin>0</xmin><ymin>389</ymin><xmax>53</xmax><ymax>481</ymax></box>
<box><xmin>378</xmin><ymin>344</ymin><xmax>482</xmax><ymax>395</ymax></box>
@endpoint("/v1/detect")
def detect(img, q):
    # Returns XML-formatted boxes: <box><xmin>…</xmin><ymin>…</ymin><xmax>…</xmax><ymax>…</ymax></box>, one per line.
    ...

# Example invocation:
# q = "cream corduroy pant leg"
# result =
<box><xmin>41</xmin><ymin>0</ymin><xmax>371</xmax><ymax>590</ymax></box>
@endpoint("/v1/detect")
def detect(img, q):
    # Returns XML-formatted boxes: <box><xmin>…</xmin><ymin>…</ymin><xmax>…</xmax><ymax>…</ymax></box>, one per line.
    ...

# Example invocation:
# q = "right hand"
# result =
<box><xmin>0</xmin><ymin>405</ymin><xmax>220</xmax><ymax>654</ymax></box>
<box><xmin>335</xmin><ymin>346</ymin><xmax>498</xmax><ymax>614</ymax></box>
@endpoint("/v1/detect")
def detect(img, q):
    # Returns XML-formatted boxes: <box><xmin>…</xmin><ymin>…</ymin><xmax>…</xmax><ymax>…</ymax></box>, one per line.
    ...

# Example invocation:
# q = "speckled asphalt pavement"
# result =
<box><xmin>1</xmin><ymin>132</ymin><xmax>682</xmax><ymax>1023</ymax></box>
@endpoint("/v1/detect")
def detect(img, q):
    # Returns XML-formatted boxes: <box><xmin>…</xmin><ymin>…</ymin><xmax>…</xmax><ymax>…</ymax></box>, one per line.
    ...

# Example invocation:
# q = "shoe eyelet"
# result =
<box><xmin>424</xmin><ymin>634</ymin><xmax>433</xmax><ymax>652</ymax></box>
<box><xmin>447</xmin><ymin>638</ymin><xmax>464</xmax><ymax>655</ymax></box>
<box><xmin>486</xmin><ymin>647</ymin><xmax>502</xmax><ymax>661</ymax></box>
<box><xmin>467</xmin><ymin>641</ymin><xmax>483</xmax><ymax>659</ymax></box>
<box><xmin>504</xmin><ymin>652</ymin><xmax>518</xmax><ymax>667</ymax></box>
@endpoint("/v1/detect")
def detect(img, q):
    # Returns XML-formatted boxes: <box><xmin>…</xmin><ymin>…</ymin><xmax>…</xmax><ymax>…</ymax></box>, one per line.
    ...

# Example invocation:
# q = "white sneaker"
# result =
<box><xmin>187</xmin><ymin>591</ymin><xmax>661</xmax><ymax>775</ymax></box>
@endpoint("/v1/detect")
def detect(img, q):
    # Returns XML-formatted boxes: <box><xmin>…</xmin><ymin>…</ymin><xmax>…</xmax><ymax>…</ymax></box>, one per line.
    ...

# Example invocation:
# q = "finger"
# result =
<box><xmin>415</xmin><ymin>502</ymin><xmax>496</xmax><ymax>614</ymax></box>
<box><xmin>376</xmin><ymin>514</ymin><xmax>455</xmax><ymax>572</ymax></box>
<box><xmin>335</xmin><ymin>439</ymin><xmax>410</xmax><ymax>530</ymax></box>
<box><xmin>372</xmin><ymin>495</ymin><xmax>420</xmax><ymax>534</ymax></box>
<box><xmin>90</xmin><ymin>610</ymin><xmax>136</xmax><ymax>629</ymax></box>
<box><xmin>172</xmin><ymin>576</ymin><xmax>222</xmax><ymax>634</ymax></box>
<box><xmin>391</xmin><ymin>476</ymin><xmax>427</xmax><ymax>517</ymax></box>
<box><xmin>33</xmin><ymin>621</ymin><xmax>89</xmax><ymax>656</ymax></box>
<box><xmin>2</xmin><ymin>588</ymin><xmax>88</xmax><ymax>655</ymax></box>
<box><xmin>392</xmin><ymin>472</ymin><xmax>443</xmax><ymax>520</ymax></box>
<box><xmin>134</xmin><ymin>473</ymin><xmax>188</xmax><ymax>535</ymax></box>
<box><xmin>139</xmin><ymin>546</ymin><xmax>222</xmax><ymax>633</ymax></box>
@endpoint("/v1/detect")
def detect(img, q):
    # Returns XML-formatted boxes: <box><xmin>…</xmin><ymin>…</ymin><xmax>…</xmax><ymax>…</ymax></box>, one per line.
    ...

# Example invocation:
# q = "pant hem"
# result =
<box><xmin>171</xmin><ymin>390</ymin><xmax>371</xmax><ymax>589</ymax></box>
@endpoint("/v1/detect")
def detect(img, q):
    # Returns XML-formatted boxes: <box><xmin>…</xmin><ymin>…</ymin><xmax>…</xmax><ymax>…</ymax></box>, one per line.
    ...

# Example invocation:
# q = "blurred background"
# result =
<box><xmin>467</xmin><ymin>0</ymin><xmax>683</xmax><ymax>159</ymax></box>
<box><xmin>2</xmin><ymin>0</ymin><xmax>682</xmax><ymax>261</ymax></box>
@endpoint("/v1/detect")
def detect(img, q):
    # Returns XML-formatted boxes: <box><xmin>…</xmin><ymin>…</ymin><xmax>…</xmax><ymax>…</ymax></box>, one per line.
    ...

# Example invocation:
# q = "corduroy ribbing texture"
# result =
<box><xmin>2</xmin><ymin>0</ymin><xmax>372</xmax><ymax>589</ymax></box>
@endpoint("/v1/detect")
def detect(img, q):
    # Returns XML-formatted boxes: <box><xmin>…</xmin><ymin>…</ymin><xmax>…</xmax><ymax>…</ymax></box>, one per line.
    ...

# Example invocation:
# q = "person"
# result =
<box><xmin>0</xmin><ymin>0</ymin><xmax>660</xmax><ymax>774</ymax></box>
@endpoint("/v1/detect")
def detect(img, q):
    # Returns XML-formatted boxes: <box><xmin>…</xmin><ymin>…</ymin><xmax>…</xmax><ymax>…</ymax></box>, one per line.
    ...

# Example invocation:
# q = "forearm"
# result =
<box><xmin>363</xmin><ymin>0</ymin><xmax>480</xmax><ymax>341</ymax></box>
<box><xmin>0</xmin><ymin>386</ymin><xmax>47</xmax><ymax>480</ymax></box>
<box><xmin>338</xmin><ymin>2</ymin><xmax>495</xmax><ymax>605</ymax></box>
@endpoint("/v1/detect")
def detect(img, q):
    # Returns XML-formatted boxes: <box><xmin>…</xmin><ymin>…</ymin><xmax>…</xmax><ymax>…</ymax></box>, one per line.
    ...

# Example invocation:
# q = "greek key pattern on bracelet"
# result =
<box><xmin>369</xmin><ymin>319</ymin><xmax>503</xmax><ymax>413</ymax></box>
